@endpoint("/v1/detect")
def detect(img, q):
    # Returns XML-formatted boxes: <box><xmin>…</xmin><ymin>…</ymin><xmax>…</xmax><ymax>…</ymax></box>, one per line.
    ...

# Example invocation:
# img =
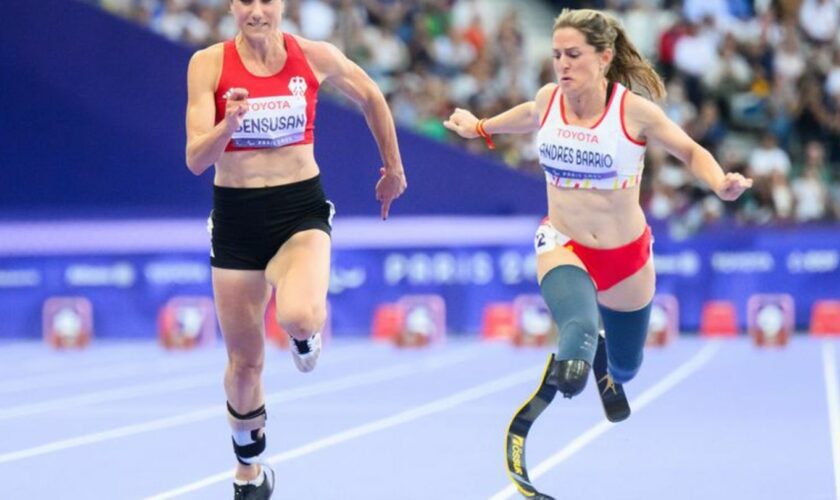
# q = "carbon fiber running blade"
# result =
<box><xmin>504</xmin><ymin>354</ymin><xmax>559</xmax><ymax>500</ymax></box>
<box><xmin>592</xmin><ymin>336</ymin><xmax>631</xmax><ymax>423</ymax></box>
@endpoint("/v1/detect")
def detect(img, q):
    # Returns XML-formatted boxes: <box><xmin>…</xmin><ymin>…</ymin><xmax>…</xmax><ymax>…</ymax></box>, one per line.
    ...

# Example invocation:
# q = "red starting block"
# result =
<box><xmin>647</xmin><ymin>294</ymin><xmax>679</xmax><ymax>347</ymax></box>
<box><xmin>265</xmin><ymin>295</ymin><xmax>332</xmax><ymax>349</ymax></box>
<box><xmin>371</xmin><ymin>303</ymin><xmax>406</xmax><ymax>342</ymax></box>
<box><xmin>480</xmin><ymin>302</ymin><xmax>517</xmax><ymax>341</ymax></box>
<box><xmin>811</xmin><ymin>300</ymin><xmax>840</xmax><ymax>336</ymax></box>
<box><xmin>395</xmin><ymin>295</ymin><xmax>446</xmax><ymax>348</ymax></box>
<box><xmin>512</xmin><ymin>294</ymin><xmax>556</xmax><ymax>347</ymax></box>
<box><xmin>158</xmin><ymin>296</ymin><xmax>217</xmax><ymax>349</ymax></box>
<box><xmin>747</xmin><ymin>294</ymin><xmax>794</xmax><ymax>347</ymax></box>
<box><xmin>43</xmin><ymin>296</ymin><xmax>93</xmax><ymax>349</ymax></box>
<box><xmin>700</xmin><ymin>300</ymin><xmax>738</xmax><ymax>337</ymax></box>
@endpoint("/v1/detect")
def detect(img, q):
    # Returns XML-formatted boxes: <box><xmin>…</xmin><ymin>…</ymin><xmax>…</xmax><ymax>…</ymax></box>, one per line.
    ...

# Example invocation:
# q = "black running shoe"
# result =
<box><xmin>290</xmin><ymin>333</ymin><xmax>321</xmax><ymax>372</ymax></box>
<box><xmin>233</xmin><ymin>464</ymin><xmax>275</xmax><ymax>500</ymax></box>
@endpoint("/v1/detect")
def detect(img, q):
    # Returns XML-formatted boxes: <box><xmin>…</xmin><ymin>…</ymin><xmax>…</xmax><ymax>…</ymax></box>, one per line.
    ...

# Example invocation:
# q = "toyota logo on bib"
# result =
<box><xmin>289</xmin><ymin>76</ymin><xmax>307</xmax><ymax>96</ymax></box>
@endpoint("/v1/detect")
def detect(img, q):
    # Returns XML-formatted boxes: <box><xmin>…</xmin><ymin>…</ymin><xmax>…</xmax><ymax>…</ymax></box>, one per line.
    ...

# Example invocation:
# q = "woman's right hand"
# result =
<box><xmin>222</xmin><ymin>87</ymin><xmax>250</xmax><ymax>134</ymax></box>
<box><xmin>443</xmin><ymin>108</ymin><xmax>480</xmax><ymax>139</ymax></box>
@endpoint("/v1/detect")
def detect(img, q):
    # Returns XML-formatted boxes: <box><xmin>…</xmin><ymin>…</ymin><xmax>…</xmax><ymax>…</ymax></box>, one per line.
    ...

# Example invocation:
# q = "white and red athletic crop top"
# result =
<box><xmin>536</xmin><ymin>82</ymin><xmax>646</xmax><ymax>190</ymax></box>
<box><xmin>215</xmin><ymin>33</ymin><xmax>319</xmax><ymax>151</ymax></box>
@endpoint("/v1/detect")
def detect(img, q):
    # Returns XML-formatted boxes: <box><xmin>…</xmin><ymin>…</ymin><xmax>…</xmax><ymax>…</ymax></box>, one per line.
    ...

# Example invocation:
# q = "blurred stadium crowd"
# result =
<box><xmin>93</xmin><ymin>0</ymin><xmax>840</xmax><ymax>230</ymax></box>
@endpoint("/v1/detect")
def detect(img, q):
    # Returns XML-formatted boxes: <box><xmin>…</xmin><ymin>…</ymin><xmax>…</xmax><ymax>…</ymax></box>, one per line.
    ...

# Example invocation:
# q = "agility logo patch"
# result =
<box><xmin>289</xmin><ymin>76</ymin><xmax>307</xmax><ymax>96</ymax></box>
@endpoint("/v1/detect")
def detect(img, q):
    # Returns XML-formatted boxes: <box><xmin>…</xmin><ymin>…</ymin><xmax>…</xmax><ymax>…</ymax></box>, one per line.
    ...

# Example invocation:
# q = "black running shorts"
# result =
<box><xmin>208</xmin><ymin>175</ymin><xmax>334</xmax><ymax>270</ymax></box>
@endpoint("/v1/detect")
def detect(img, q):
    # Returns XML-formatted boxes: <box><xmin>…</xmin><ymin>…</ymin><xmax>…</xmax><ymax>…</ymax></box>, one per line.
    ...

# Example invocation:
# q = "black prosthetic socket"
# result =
<box><xmin>555</xmin><ymin>359</ymin><xmax>591</xmax><ymax>398</ymax></box>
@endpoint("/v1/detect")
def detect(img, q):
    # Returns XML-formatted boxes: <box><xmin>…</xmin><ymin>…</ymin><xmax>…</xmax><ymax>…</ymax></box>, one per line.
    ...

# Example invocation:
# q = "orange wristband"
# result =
<box><xmin>475</xmin><ymin>118</ymin><xmax>496</xmax><ymax>150</ymax></box>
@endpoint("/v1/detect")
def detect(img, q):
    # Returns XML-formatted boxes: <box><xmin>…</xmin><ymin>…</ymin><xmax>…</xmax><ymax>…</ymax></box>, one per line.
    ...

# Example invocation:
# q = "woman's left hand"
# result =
<box><xmin>376</xmin><ymin>167</ymin><xmax>407</xmax><ymax>220</ymax></box>
<box><xmin>715</xmin><ymin>172</ymin><xmax>753</xmax><ymax>201</ymax></box>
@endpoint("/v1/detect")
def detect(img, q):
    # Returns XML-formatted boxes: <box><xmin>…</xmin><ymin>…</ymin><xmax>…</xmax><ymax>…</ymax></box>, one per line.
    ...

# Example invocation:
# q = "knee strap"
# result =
<box><xmin>540</xmin><ymin>265</ymin><xmax>600</xmax><ymax>366</ymax></box>
<box><xmin>599</xmin><ymin>302</ymin><xmax>652</xmax><ymax>384</ymax></box>
<box><xmin>227</xmin><ymin>402</ymin><xmax>267</xmax><ymax>465</ymax></box>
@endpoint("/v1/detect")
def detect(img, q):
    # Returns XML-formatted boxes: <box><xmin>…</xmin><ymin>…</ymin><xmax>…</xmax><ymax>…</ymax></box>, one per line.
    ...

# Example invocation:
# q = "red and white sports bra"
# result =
<box><xmin>214</xmin><ymin>33</ymin><xmax>319</xmax><ymax>151</ymax></box>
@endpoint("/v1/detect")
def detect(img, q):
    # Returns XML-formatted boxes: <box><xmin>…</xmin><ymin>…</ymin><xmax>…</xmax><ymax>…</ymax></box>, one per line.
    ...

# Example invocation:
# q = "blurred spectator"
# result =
<box><xmin>612</xmin><ymin>0</ymin><xmax>678</xmax><ymax>61</ymax></box>
<box><xmin>823</xmin><ymin>91</ymin><xmax>840</xmax><ymax>162</ymax></box>
<box><xmin>673</xmin><ymin>18</ymin><xmax>719</xmax><ymax>106</ymax></box>
<box><xmin>702</xmin><ymin>33</ymin><xmax>752</xmax><ymax>102</ymax></box>
<box><xmin>682</xmin><ymin>0</ymin><xmax>740</xmax><ymax>27</ymax></box>
<box><xmin>150</xmin><ymin>0</ymin><xmax>193</xmax><ymax>41</ymax></box>
<box><xmin>299</xmin><ymin>0</ymin><xmax>336</xmax><ymax>40</ymax></box>
<box><xmin>93</xmin><ymin>0</ymin><xmax>840</xmax><ymax>226</ymax></box>
<box><xmin>745</xmin><ymin>131</ymin><xmax>794</xmax><ymax>221</ymax></box>
<box><xmin>429</xmin><ymin>25</ymin><xmax>477</xmax><ymax>76</ymax></box>
<box><xmin>748</xmin><ymin>131</ymin><xmax>791</xmax><ymax>180</ymax></box>
<box><xmin>794</xmin><ymin>73</ymin><xmax>830</xmax><ymax>146</ymax></box>
<box><xmin>798</xmin><ymin>0</ymin><xmax>839</xmax><ymax>45</ymax></box>
<box><xmin>792</xmin><ymin>141</ymin><xmax>831</xmax><ymax>221</ymax></box>
<box><xmin>661</xmin><ymin>78</ymin><xmax>697</xmax><ymax>128</ymax></box>
<box><xmin>825</xmin><ymin>48</ymin><xmax>840</xmax><ymax>97</ymax></box>
<box><xmin>657</xmin><ymin>16</ymin><xmax>689</xmax><ymax>79</ymax></box>
<box><xmin>773</xmin><ymin>30</ymin><xmax>806</xmax><ymax>86</ymax></box>
<box><xmin>686</xmin><ymin>100</ymin><xmax>727</xmax><ymax>152</ymax></box>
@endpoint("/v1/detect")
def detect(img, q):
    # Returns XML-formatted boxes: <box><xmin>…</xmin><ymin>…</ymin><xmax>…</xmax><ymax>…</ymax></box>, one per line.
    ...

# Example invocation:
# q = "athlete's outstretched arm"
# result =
<box><xmin>304</xmin><ymin>40</ymin><xmax>407</xmax><ymax>220</ymax></box>
<box><xmin>443</xmin><ymin>83</ymin><xmax>557</xmax><ymax>140</ymax></box>
<box><xmin>185</xmin><ymin>46</ymin><xmax>249</xmax><ymax>175</ymax></box>
<box><xmin>628</xmin><ymin>93</ymin><xmax>753</xmax><ymax>201</ymax></box>
<box><xmin>443</xmin><ymin>101</ymin><xmax>537</xmax><ymax>139</ymax></box>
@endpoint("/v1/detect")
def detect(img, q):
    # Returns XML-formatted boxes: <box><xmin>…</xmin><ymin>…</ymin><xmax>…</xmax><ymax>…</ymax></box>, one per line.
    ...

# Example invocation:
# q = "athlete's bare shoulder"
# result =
<box><xmin>621</xmin><ymin>90</ymin><xmax>662</xmax><ymax>133</ymax></box>
<box><xmin>190</xmin><ymin>42</ymin><xmax>224</xmax><ymax>68</ymax></box>
<box><xmin>535</xmin><ymin>83</ymin><xmax>558</xmax><ymax>104</ymax></box>
<box><xmin>293</xmin><ymin>35</ymin><xmax>348</xmax><ymax>81</ymax></box>
<box><xmin>294</xmin><ymin>36</ymin><xmax>341</xmax><ymax>64</ymax></box>
<box><xmin>535</xmin><ymin>83</ymin><xmax>559</xmax><ymax>119</ymax></box>
<box><xmin>187</xmin><ymin>43</ymin><xmax>224</xmax><ymax>92</ymax></box>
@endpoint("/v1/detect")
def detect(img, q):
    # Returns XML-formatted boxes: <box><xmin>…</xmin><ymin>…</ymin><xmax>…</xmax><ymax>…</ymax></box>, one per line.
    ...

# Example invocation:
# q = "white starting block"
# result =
<box><xmin>158</xmin><ymin>296</ymin><xmax>216</xmax><ymax>349</ymax></box>
<box><xmin>748</xmin><ymin>294</ymin><xmax>794</xmax><ymax>347</ymax></box>
<box><xmin>395</xmin><ymin>295</ymin><xmax>446</xmax><ymax>347</ymax></box>
<box><xmin>646</xmin><ymin>294</ymin><xmax>679</xmax><ymax>347</ymax></box>
<box><xmin>42</xmin><ymin>296</ymin><xmax>93</xmax><ymax>349</ymax></box>
<box><xmin>512</xmin><ymin>294</ymin><xmax>556</xmax><ymax>347</ymax></box>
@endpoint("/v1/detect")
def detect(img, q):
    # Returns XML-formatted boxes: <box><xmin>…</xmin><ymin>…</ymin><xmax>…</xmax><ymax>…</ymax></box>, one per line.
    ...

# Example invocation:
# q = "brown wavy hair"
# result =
<box><xmin>553</xmin><ymin>9</ymin><xmax>665</xmax><ymax>99</ymax></box>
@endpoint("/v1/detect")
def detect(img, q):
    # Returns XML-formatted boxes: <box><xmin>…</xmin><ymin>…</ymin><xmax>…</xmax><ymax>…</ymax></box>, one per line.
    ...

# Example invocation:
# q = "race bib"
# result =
<box><xmin>230</xmin><ymin>95</ymin><xmax>307</xmax><ymax>148</ymax></box>
<box><xmin>534</xmin><ymin>221</ymin><xmax>573</xmax><ymax>255</ymax></box>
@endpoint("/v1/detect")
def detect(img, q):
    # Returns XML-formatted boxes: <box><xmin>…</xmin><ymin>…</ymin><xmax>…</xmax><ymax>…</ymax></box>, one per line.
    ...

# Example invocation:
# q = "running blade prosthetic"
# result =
<box><xmin>504</xmin><ymin>354</ymin><xmax>560</xmax><ymax>500</ymax></box>
<box><xmin>592</xmin><ymin>335</ymin><xmax>631</xmax><ymax>423</ymax></box>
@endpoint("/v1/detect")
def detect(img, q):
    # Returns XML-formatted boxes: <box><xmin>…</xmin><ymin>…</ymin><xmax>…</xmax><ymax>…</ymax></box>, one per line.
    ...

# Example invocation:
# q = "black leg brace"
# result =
<box><xmin>227</xmin><ymin>402</ymin><xmax>267</xmax><ymax>465</ymax></box>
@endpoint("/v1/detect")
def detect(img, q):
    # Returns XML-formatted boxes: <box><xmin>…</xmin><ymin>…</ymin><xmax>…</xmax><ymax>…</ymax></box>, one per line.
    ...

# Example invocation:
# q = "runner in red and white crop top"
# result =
<box><xmin>185</xmin><ymin>2</ymin><xmax>407</xmax><ymax>494</ymax></box>
<box><xmin>214</xmin><ymin>33</ymin><xmax>318</xmax><ymax>151</ymax></box>
<box><xmin>536</xmin><ymin>82</ymin><xmax>646</xmax><ymax>191</ymax></box>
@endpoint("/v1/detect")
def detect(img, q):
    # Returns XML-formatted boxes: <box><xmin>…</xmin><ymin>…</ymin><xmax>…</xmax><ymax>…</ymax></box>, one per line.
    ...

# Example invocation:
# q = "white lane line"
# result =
<box><xmin>145</xmin><ymin>366</ymin><xmax>540</xmax><ymax>499</ymax></box>
<box><xmin>822</xmin><ymin>342</ymin><xmax>840</xmax><ymax>500</ymax></box>
<box><xmin>488</xmin><ymin>341</ymin><xmax>721</xmax><ymax>500</ymax></box>
<box><xmin>0</xmin><ymin>343</ymin><xmax>373</xmax><ymax>418</ymax></box>
<box><xmin>0</xmin><ymin>346</ymin><xmax>150</xmax><ymax>377</ymax></box>
<box><xmin>0</xmin><ymin>346</ymin><xmax>485</xmax><ymax>464</ymax></box>
<box><xmin>0</xmin><ymin>353</ymin><xmax>222</xmax><ymax>395</ymax></box>
<box><xmin>0</xmin><ymin>367</ymin><xmax>276</xmax><ymax>421</ymax></box>
<box><xmin>0</xmin><ymin>341</ymin><xmax>376</xmax><ymax>396</ymax></box>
